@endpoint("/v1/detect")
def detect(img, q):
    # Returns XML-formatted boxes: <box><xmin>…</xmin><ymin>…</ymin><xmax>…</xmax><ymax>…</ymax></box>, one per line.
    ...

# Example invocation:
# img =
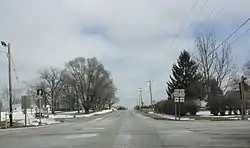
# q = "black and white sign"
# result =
<box><xmin>173</xmin><ymin>89</ymin><xmax>185</xmax><ymax>98</ymax></box>
<box><xmin>173</xmin><ymin>89</ymin><xmax>185</xmax><ymax>102</ymax></box>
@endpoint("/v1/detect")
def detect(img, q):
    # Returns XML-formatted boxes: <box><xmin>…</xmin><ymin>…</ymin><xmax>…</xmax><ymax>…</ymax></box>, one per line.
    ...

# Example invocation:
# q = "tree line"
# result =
<box><xmin>155</xmin><ymin>34</ymin><xmax>246</xmax><ymax>115</ymax></box>
<box><xmin>27</xmin><ymin>57</ymin><xmax>118</xmax><ymax>114</ymax></box>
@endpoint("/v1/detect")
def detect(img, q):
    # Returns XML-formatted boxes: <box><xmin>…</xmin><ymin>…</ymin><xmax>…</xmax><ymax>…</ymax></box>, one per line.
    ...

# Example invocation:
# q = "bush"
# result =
<box><xmin>134</xmin><ymin>105</ymin><xmax>140</xmax><ymax>110</ymax></box>
<box><xmin>154</xmin><ymin>100</ymin><xmax>175</xmax><ymax>114</ymax></box>
<box><xmin>141</xmin><ymin>105</ymin><xmax>152</xmax><ymax>109</ymax></box>
<box><xmin>184</xmin><ymin>100</ymin><xmax>199</xmax><ymax>115</ymax></box>
<box><xmin>208</xmin><ymin>96</ymin><xmax>230</xmax><ymax>116</ymax></box>
<box><xmin>154</xmin><ymin>99</ymin><xmax>200</xmax><ymax>116</ymax></box>
<box><xmin>162</xmin><ymin>100</ymin><xmax>175</xmax><ymax>115</ymax></box>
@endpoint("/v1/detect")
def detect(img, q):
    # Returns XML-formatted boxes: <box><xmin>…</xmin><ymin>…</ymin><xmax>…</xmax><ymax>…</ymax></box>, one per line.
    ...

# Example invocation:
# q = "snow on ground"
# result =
<box><xmin>1</xmin><ymin>109</ymin><xmax>60</xmax><ymax>126</ymax></box>
<box><xmin>51</xmin><ymin>109</ymin><xmax>113</xmax><ymax>118</ymax></box>
<box><xmin>147</xmin><ymin>110</ymin><xmax>245</xmax><ymax>121</ymax></box>
<box><xmin>1</xmin><ymin>108</ymin><xmax>113</xmax><ymax>126</ymax></box>
<box><xmin>197</xmin><ymin>110</ymin><xmax>241</xmax><ymax>118</ymax></box>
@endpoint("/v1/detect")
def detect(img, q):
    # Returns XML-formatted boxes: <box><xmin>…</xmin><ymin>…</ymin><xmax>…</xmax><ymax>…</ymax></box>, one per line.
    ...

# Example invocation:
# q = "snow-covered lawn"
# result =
<box><xmin>50</xmin><ymin>109</ymin><xmax>113</xmax><ymax>119</ymax></box>
<box><xmin>1</xmin><ymin>110</ymin><xmax>60</xmax><ymax>126</ymax></box>
<box><xmin>197</xmin><ymin>110</ymin><xmax>242</xmax><ymax>119</ymax></box>
<box><xmin>146</xmin><ymin>110</ymin><xmax>245</xmax><ymax>121</ymax></box>
<box><xmin>1</xmin><ymin>109</ymin><xmax>113</xmax><ymax>126</ymax></box>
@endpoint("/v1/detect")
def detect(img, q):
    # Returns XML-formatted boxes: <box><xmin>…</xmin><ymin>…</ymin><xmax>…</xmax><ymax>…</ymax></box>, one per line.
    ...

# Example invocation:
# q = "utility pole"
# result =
<box><xmin>137</xmin><ymin>94</ymin><xmax>140</xmax><ymax>106</ymax></box>
<box><xmin>146</xmin><ymin>80</ymin><xmax>153</xmax><ymax>106</ymax></box>
<box><xmin>139</xmin><ymin>88</ymin><xmax>143</xmax><ymax>107</ymax></box>
<box><xmin>239</xmin><ymin>76</ymin><xmax>247</xmax><ymax>120</ymax></box>
<box><xmin>1</xmin><ymin>41</ymin><xmax>13</xmax><ymax>127</ymax></box>
<box><xmin>8</xmin><ymin>43</ymin><xmax>13</xmax><ymax>127</ymax></box>
<box><xmin>242</xmin><ymin>76</ymin><xmax>247</xmax><ymax>120</ymax></box>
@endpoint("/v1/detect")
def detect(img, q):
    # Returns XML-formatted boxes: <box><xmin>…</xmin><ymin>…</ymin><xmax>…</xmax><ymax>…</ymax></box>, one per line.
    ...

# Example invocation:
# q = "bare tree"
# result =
<box><xmin>195</xmin><ymin>34</ymin><xmax>236</xmax><ymax>96</ymax></box>
<box><xmin>60</xmin><ymin>70</ymin><xmax>80</xmax><ymax>112</ymax></box>
<box><xmin>38</xmin><ymin>67</ymin><xmax>63</xmax><ymax>114</ymax></box>
<box><xmin>65</xmin><ymin>57</ymin><xmax>86</xmax><ymax>113</ymax></box>
<box><xmin>65</xmin><ymin>57</ymin><xmax>118</xmax><ymax>114</ymax></box>
<box><xmin>214</xmin><ymin>43</ymin><xmax>237</xmax><ymax>92</ymax></box>
<box><xmin>243</xmin><ymin>60</ymin><xmax>250</xmax><ymax>77</ymax></box>
<box><xmin>28</xmin><ymin>57</ymin><xmax>118</xmax><ymax>114</ymax></box>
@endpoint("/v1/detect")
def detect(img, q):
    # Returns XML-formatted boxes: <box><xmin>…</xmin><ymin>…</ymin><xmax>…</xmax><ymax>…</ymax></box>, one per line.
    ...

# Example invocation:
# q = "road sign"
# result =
<box><xmin>174</xmin><ymin>89</ymin><xmax>184</xmax><ymax>92</ymax></box>
<box><xmin>0</xmin><ymin>100</ymin><xmax>2</xmax><ymax>110</ymax></box>
<box><xmin>173</xmin><ymin>92</ymin><xmax>185</xmax><ymax>97</ymax></box>
<box><xmin>174</xmin><ymin>98</ymin><xmax>179</xmax><ymax>102</ymax></box>
<box><xmin>180</xmin><ymin>98</ymin><xmax>185</xmax><ymax>103</ymax></box>
<box><xmin>21</xmin><ymin>96</ymin><xmax>31</xmax><ymax>109</ymax></box>
<box><xmin>173</xmin><ymin>89</ymin><xmax>185</xmax><ymax>121</ymax></box>
<box><xmin>173</xmin><ymin>89</ymin><xmax>185</xmax><ymax>98</ymax></box>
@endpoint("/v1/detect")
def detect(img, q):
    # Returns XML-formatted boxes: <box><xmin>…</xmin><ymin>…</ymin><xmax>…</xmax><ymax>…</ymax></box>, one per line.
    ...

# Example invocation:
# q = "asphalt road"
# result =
<box><xmin>0</xmin><ymin>110</ymin><xmax>250</xmax><ymax>148</ymax></box>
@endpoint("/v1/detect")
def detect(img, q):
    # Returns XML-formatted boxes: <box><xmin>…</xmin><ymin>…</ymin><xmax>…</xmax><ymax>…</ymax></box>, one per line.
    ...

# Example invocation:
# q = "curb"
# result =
<box><xmin>136</xmin><ymin>110</ymin><xmax>172</xmax><ymax>120</ymax></box>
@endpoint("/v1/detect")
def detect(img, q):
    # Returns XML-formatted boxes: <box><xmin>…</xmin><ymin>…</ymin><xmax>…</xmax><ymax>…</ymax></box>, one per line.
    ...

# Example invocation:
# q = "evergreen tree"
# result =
<box><xmin>167</xmin><ymin>50</ymin><xmax>202</xmax><ymax>100</ymax></box>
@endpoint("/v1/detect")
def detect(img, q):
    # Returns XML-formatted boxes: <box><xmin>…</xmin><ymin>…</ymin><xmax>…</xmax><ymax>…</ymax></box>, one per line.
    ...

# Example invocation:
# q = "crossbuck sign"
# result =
<box><xmin>173</xmin><ymin>89</ymin><xmax>185</xmax><ymax>103</ymax></box>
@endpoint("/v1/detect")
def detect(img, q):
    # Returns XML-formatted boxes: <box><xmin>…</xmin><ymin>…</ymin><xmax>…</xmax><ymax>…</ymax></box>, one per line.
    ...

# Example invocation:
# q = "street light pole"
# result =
<box><xmin>1</xmin><ymin>41</ymin><xmax>13</xmax><ymax>127</ymax></box>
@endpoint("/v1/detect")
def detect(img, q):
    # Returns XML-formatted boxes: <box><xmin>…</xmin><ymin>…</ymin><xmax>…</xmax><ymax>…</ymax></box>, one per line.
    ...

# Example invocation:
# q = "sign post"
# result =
<box><xmin>5</xmin><ymin>113</ymin><xmax>7</xmax><ymax>129</ymax></box>
<box><xmin>0</xmin><ymin>100</ymin><xmax>2</xmax><ymax>125</ymax></box>
<box><xmin>173</xmin><ymin>89</ymin><xmax>185</xmax><ymax>121</ymax></box>
<box><xmin>174</xmin><ymin>102</ymin><xmax>177</xmax><ymax>120</ymax></box>
<box><xmin>21</xmin><ymin>96</ymin><xmax>31</xmax><ymax>126</ymax></box>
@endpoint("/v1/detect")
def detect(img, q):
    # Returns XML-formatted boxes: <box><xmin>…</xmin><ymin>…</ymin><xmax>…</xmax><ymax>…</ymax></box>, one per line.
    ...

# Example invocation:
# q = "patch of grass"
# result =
<box><xmin>0</xmin><ymin>120</ymin><xmax>25</xmax><ymax>129</ymax></box>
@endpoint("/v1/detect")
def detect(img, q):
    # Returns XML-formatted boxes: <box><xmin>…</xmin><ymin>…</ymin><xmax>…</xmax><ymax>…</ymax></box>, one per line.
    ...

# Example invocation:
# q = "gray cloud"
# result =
<box><xmin>0</xmin><ymin>0</ymin><xmax>250</xmax><ymax>107</ymax></box>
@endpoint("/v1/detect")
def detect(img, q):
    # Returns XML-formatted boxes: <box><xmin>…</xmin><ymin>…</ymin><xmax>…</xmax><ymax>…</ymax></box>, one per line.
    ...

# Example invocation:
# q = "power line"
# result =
<box><xmin>187</xmin><ymin>0</ymin><xmax>211</xmax><ymax>30</ymax></box>
<box><xmin>10</xmin><ymin>56</ymin><xmax>21</xmax><ymax>104</ymax></box>
<box><xmin>11</xmin><ymin>57</ymin><xmax>20</xmax><ymax>85</ymax></box>
<box><xmin>229</xmin><ymin>28</ymin><xmax>250</xmax><ymax>46</ymax></box>
<box><xmin>215</xmin><ymin>18</ymin><xmax>250</xmax><ymax>50</ymax></box>
<box><xmin>201</xmin><ymin>0</ymin><xmax>209</xmax><ymax>9</ymax></box>
<box><xmin>169</xmin><ymin>0</ymin><xmax>200</xmax><ymax>50</ymax></box>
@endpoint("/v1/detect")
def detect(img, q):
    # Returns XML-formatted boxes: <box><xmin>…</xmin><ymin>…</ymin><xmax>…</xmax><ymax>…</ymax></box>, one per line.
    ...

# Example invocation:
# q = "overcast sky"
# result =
<box><xmin>0</xmin><ymin>0</ymin><xmax>250</xmax><ymax>108</ymax></box>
